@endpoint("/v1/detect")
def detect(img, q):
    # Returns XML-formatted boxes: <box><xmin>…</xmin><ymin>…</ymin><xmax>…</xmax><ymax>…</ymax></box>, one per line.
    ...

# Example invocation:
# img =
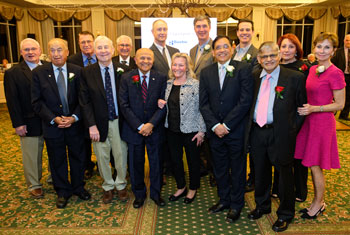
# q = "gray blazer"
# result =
<box><xmin>164</xmin><ymin>77</ymin><xmax>206</xmax><ymax>133</ymax></box>
<box><xmin>150</xmin><ymin>43</ymin><xmax>180</xmax><ymax>76</ymax></box>
<box><xmin>233</xmin><ymin>44</ymin><xmax>259</xmax><ymax>66</ymax></box>
<box><xmin>190</xmin><ymin>39</ymin><xmax>214</xmax><ymax>79</ymax></box>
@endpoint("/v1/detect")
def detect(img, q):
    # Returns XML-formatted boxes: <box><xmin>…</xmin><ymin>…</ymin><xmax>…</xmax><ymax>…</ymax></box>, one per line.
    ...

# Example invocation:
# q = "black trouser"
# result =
<box><xmin>340</xmin><ymin>74</ymin><xmax>350</xmax><ymax>118</ymax></box>
<box><xmin>167</xmin><ymin>130</ymin><xmax>201</xmax><ymax>190</ymax></box>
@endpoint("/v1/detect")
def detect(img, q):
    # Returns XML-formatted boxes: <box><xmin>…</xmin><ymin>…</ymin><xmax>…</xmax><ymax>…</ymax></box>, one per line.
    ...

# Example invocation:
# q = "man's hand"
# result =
<box><xmin>214</xmin><ymin>124</ymin><xmax>229</xmax><ymax>138</ymax></box>
<box><xmin>158</xmin><ymin>99</ymin><xmax>167</xmax><ymax>109</ymax></box>
<box><xmin>89</xmin><ymin>125</ymin><xmax>100</xmax><ymax>142</ymax></box>
<box><xmin>15</xmin><ymin>125</ymin><xmax>27</xmax><ymax>137</ymax></box>
<box><xmin>139</xmin><ymin>123</ymin><xmax>154</xmax><ymax>136</ymax></box>
<box><xmin>61</xmin><ymin>116</ymin><xmax>76</xmax><ymax>127</ymax></box>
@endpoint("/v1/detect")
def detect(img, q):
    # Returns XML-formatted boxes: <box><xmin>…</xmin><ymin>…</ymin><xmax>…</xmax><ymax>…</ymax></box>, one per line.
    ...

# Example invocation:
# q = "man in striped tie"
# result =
<box><xmin>119</xmin><ymin>48</ymin><xmax>167</xmax><ymax>209</ymax></box>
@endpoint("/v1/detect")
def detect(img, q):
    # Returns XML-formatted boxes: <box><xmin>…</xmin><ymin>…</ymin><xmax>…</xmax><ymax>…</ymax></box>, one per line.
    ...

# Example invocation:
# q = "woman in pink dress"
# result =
<box><xmin>295</xmin><ymin>32</ymin><xmax>346</xmax><ymax>219</ymax></box>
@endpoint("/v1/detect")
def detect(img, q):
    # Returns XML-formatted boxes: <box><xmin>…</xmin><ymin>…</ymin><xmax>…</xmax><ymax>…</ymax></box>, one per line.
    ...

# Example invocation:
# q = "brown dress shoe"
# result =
<box><xmin>117</xmin><ymin>188</ymin><xmax>129</xmax><ymax>201</ymax></box>
<box><xmin>30</xmin><ymin>188</ymin><xmax>44</xmax><ymax>199</ymax></box>
<box><xmin>102</xmin><ymin>190</ymin><xmax>114</xmax><ymax>204</ymax></box>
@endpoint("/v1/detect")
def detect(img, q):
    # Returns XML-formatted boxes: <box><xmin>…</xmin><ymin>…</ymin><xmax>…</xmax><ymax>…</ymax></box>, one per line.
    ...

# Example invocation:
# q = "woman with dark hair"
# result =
<box><xmin>295</xmin><ymin>32</ymin><xmax>345</xmax><ymax>219</ymax></box>
<box><xmin>158</xmin><ymin>52</ymin><xmax>206</xmax><ymax>204</ymax></box>
<box><xmin>271</xmin><ymin>33</ymin><xmax>311</xmax><ymax>202</ymax></box>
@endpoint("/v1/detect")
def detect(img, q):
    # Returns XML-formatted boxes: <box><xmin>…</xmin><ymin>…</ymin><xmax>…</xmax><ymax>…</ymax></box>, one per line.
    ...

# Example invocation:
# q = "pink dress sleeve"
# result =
<box><xmin>330</xmin><ymin>66</ymin><xmax>346</xmax><ymax>90</ymax></box>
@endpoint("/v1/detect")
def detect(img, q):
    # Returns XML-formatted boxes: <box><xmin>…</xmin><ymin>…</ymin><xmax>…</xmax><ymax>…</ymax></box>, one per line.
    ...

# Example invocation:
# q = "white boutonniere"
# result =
<box><xmin>226</xmin><ymin>65</ymin><xmax>235</xmax><ymax>77</ymax></box>
<box><xmin>316</xmin><ymin>65</ymin><xmax>325</xmax><ymax>77</ymax></box>
<box><xmin>117</xmin><ymin>67</ymin><xmax>124</xmax><ymax>75</ymax></box>
<box><xmin>68</xmin><ymin>73</ymin><xmax>75</xmax><ymax>82</ymax></box>
<box><xmin>204</xmin><ymin>44</ymin><xmax>211</xmax><ymax>52</ymax></box>
<box><xmin>242</xmin><ymin>53</ymin><xmax>252</xmax><ymax>62</ymax></box>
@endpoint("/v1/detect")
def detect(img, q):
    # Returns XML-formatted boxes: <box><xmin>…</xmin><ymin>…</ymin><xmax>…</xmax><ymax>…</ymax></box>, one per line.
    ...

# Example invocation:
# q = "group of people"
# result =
<box><xmin>4</xmin><ymin>15</ymin><xmax>347</xmax><ymax>233</ymax></box>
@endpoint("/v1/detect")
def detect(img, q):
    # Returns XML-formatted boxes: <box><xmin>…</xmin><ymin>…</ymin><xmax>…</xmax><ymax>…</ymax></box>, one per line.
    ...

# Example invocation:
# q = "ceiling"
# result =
<box><xmin>0</xmin><ymin>0</ymin><xmax>346</xmax><ymax>8</ymax></box>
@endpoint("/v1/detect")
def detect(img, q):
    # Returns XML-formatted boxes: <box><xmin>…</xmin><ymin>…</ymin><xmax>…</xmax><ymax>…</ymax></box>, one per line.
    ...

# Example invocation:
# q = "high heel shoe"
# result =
<box><xmin>184</xmin><ymin>191</ymin><xmax>197</xmax><ymax>204</ymax></box>
<box><xmin>301</xmin><ymin>204</ymin><xmax>326</xmax><ymax>219</ymax></box>
<box><xmin>169</xmin><ymin>188</ymin><xmax>187</xmax><ymax>201</ymax></box>
<box><xmin>299</xmin><ymin>208</ymin><xmax>308</xmax><ymax>214</ymax></box>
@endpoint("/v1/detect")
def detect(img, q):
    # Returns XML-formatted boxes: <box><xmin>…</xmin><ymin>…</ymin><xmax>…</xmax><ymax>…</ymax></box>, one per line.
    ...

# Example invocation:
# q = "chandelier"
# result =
<box><xmin>156</xmin><ymin>0</ymin><xmax>212</xmax><ymax>14</ymax></box>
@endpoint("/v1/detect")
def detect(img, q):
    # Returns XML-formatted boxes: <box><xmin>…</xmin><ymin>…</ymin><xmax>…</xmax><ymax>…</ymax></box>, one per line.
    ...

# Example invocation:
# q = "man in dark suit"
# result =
<box><xmin>80</xmin><ymin>36</ymin><xmax>129</xmax><ymax>204</ymax></box>
<box><xmin>233</xmin><ymin>19</ymin><xmax>259</xmax><ymax>192</ymax></box>
<box><xmin>199</xmin><ymin>36</ymin><xmax>254</xmax><ymax>223</ymax></box>
<box><xmin>31</xmin><ymin>38</ymin><xmax>91</xmax><ymax>208</ymax></box>
<box><xmin>67</xmin><ymin>31</ymin><xmax>97</xmax><ymax>179</ymax></box>
<box><xmin>112</xmin><ymin>35</ymin><xmax>137</xmax><ymax>71</ymax></box>
<box><xmin>150</xmin><ymin>19</ymin><xmax>179</xmax><ymax>76</ymax></box>
<box><xmin>189</xmin><ymin>15</ymin><xmax>215</xmax><ymax>186</ymax></box>
<box><xmin>247</xmin><ymin>42</ymin><xmax>306</xmax><ymax>232</ymax></box>
<box><xmin>332</xmin><ymin>34</ymin><xmax>350</xmax><ymax>120</ymax></box>
<box><xmin>4</xmin><ymin>38</ymin><xmax>45</xmax><ymax>199</ymax></box>
<box><xmin>119</xmin><ymin>48</ymin><xmax>167</xmax><ymax>209</ymax></box>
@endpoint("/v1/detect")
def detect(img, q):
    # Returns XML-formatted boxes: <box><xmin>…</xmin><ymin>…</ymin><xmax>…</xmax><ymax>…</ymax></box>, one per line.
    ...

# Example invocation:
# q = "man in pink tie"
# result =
<box><xmin>247</xmin><ymin>41</ymin><xmax>307</xmax><ymax>232</ymax></box>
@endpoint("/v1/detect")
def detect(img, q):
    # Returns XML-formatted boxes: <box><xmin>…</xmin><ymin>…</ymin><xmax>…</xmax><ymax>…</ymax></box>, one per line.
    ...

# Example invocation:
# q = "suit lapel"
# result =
<box><xmin>94</xmin><ymin>64</ymin><xmax>107</xmax><ymax>100</ymax></box>
<box><xmin>221</xmin><ymin>60</ymin><xmax>235</xmax><ymax>91</ymax></box>
<box><xmin>211</xmin><ymin>63</ymin><xmax>221</xmax><ymax>92</ymax></box>
<box><xmin>251</xmin><ymin>69</ymin><xmax>263</xmax><ymax>115</ymax></box>
<box><xmin>147</xmin><ymin>70</ymin><xmax>157</xmax><ymax>103</ymax></box>
<box><xmin>273</xmin><ymin>67</ymin><xmax>288</xmax><ymax>110</ymax></box>
<box><xmin>151</xmin><ymin>43</ymin><xmax>169</xmax><ymax>71</ymax></box>
<box><xmin>20</xmin><ymin>61</ymin><xmax>32</xmax><ymax>81</ymax></box>
<box><xmin>46</xmin><ymin>63</ymin><xmax>61</xmax><ymax>100</ymax></box>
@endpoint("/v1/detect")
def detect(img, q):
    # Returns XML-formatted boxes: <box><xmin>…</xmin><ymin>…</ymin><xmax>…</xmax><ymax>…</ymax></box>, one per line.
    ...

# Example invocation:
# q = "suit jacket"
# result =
<box><xmin>67</xmin><ymin>52</ymin><xmax>84</xmax><ymax>68</ymax></box>
<box><xmin>247</xmin><ymin>66</ymin><xmax>307</xmax><ymax>165</ymax></box>
<box><xmin>150</xmin><ymin>43</ymin><xmax>179</xmax><ymax>76</ymax></box>
<box><xmin>79</xmin><ymin>61</ymin><xmax>126</xmax><ymax>142</ymax></box>
<box><xmin>119</xmin><ymin>69</ymin><xmax>167</xmax><ymax>144</ymax></box>
<box><xmin>190</xmin><ymin>39</ymin><xmax>214</xmax><ymax>79</ymax></box>
<box><xmin>199</xmin><ymin>60</ymin><xmax>254</xmax><ymax>139</ymax></box>
<box><xmin>331</xmin><ymin>47</ymin><xmax>347</xmax><ymax>72</ymax></box>
<box><xmin>31</xmin><ymin>62</ymin><xmax>83</xmax><ymax>138</ymax></box>
<box><xmin>233</xmin><ymin>44</ymin><xmax>259</xmax><ymax>66</ymax></box>
<box><xmin>4</xmin><ymin>61</ymin><xmax>43</xmax><ymax>136</ymax></box>
<box><xmin>112</xmin><ymin>55</ymin><xmax>137</xmax><ymax>72</ymax></box>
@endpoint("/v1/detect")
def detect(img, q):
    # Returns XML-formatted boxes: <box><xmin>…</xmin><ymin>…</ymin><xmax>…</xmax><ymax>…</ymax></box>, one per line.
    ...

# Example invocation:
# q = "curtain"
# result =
<box><xmin>82</xmin><ymin>16</ymin><xmax>92</xmax><ymax>33</ymax></box>
<box><xmin>40</xmin><ymin>18</ymin><xmax>54</xmax><ymax>55</ymax></box>
<box><xmin>105</xmin><ymin>15</ymin><xmax>118</xmax><ymax>54</ymax></box>
<box><xmin>117</xmin><ymin>17</ymin><xmax>135</xmax><ymax>56</ymax></box>
<box><xmin>264</xmin><ymin>14</ymin><xmax>277</xmax><ymax>42</ymax></box>
<box><xmin>28</xmin><ymin>13</ymin><xmax>43</xmax><ymax>51</ymax></box>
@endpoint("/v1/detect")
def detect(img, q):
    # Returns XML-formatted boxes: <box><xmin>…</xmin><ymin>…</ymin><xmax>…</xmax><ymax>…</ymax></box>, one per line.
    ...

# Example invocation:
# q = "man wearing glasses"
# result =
<box><xmin>68</xmin><ymin>31</ymin><xmax>97</xmax><ymax>180</ymax></box>
<box><xmin>247</xmin><ymin>42</ymin><xmax>306</xmax><ymax>232</ymax></box>
<box><xmin>112</xmin><ymin>35</ymin><xmax>137</xmax><ymax>71</ymax></box>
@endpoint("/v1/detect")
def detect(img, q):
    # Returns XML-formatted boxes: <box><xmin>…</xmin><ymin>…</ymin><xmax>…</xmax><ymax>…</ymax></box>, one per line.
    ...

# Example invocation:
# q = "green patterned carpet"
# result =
<box><xmin>0</xmin><ymin>104</ymin><xmax>349</xmax><ymax>234</ymax></box>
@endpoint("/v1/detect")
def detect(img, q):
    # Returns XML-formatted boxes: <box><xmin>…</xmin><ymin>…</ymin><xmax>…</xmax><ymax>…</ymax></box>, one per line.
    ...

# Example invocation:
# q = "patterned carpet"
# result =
<box><xmin>0</xmin><ymin>104</ymin><xmax>349</xmax><ymax>234</ymax></box>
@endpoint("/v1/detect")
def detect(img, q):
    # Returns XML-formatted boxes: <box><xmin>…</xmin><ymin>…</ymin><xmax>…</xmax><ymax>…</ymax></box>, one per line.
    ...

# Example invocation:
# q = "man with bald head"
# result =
<box><xmin>80</xmin><ymin>36</ymin><xmax>129</xmax><ymax>204</ymax></box>
<box><xmin>4</xmin><ymin>38</ymin><xmax>45</xmax><ymax>199</ymax></box>
<box><xmin>31</xmin><ymin>38</ymin><xmax>90</xmax><ymax>208</ymax></box>
<box><xmin>119</xmin><ymin>48</ymin><xmax>167</xmax><ymax>208</ymax></box>
<box><xmin>112</xmin><ymin>35</ymin><xmax>137</xmax><ymax>71</ymax></box>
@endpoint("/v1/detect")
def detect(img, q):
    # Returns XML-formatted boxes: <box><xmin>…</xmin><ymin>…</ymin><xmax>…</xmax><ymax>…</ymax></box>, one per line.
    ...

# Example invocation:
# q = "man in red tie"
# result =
<box><xmin>119</xmin><ymin>48</ymin><xmax>167</xmax><ymax>209</ymax></box>
<box><xmin>247</xmin><ymin>41</ymin><xmax>307</xmax><ymax>232</ymax></box>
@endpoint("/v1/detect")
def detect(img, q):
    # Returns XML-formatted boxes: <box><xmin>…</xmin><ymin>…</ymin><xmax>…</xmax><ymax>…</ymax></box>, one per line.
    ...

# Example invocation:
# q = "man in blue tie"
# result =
<box><xmin>119</xmin><ymin>48</ymin><xmax>167</xmax><ymax>209</ymax></box>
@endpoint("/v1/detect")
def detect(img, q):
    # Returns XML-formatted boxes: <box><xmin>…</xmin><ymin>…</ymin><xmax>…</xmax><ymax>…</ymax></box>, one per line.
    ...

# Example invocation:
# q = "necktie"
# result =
<box><xmin>195</xmin><ymin>47</ymin><xmax>202</xmax><ymax>66</ymax></box>
<box><xmin>104</xmin><ymin>67</ymin><xmax>117</xmax><ymax>120</ymax></box>
<box><xmin>121</xmin><ymin>60</ymin><xmax>127</xmax><ymax>65</ymax></box>
<box><xmin>141</xmin><ymin>75</ymin><xmax>148</xmax><ymax>104</ymax></box>
<box><xmin>219</xmin><ymin>65</ymin><xmax>226</xmax><ymax>90</ymax></box>
<box><xmin>162</xmin><ymin>47</ymin><xmax>169</xmax><ymax>67</ymax></box>
<box><xmin>256</xmin><ymin>74</ymin><xmax>272</xmax><ymax>127</ymax></box>
<box><xmin>56</xmin><ymin>67</ymin><xmax>69</xmax><ymax>115</ymax></box>
<box><xmin>87</xmin><ymin>57</ymin><xmax>92</xmax><ymax>66</ymax></box>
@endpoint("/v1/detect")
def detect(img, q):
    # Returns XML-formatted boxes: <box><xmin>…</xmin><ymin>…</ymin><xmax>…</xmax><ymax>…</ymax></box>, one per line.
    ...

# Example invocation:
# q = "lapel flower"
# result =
<box><xmin>132</xmin><ymin>75</ymin><xmax>140</xmax><ymax>87</ymax></box>
<box><xmin>275</xmin><ymin>86</ymin><xmax>285</xmax><ymax>99</ymax></box>
<box><xmin>204</xmin><ymin>44</ymin><xmax>211</xmax><ymax>52</ymax></box>
<box><xmin>68</xmin><ymin>73</ymin><xmax>75</xmax><ymax>82</ymax></box>
<box><xmin>226</xmin><ymin>65</ymin><xmax>235</xmax><ymax>77</ymax></box>
<box><xmin>316</xmin><ymin>65</ymin><xmax>325</xmax><ymax>77</ymax></box>
<box><xmin>299</xmin><ymin>64</ymin><xmax>308</xmax><ymax>72</ymax></box>
<box><xmin>116</xmin><ymin>67</ymin><xmax>124</xmax><ymax>75</ymax></box>
<box><xmin>242</xmin><ymin>53</ymin><xmax>252</xmax><ymax>62</ymax></box>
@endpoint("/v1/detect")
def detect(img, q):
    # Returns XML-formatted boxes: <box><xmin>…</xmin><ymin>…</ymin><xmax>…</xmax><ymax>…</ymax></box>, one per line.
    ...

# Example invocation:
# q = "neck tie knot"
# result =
<box><xmin>121</xmin><ymin>60</ymin><xmax>127</xmax><ymax>65</ymax></box>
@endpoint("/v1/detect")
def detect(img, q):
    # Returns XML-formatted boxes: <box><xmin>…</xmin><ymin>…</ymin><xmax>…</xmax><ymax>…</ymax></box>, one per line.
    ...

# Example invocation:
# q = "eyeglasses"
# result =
<box><xmin>22</xmin><ymin>48</ymin><xmax>38</xmax><ymax>52</ymax></box>
<box><xmin>80</xmin><ymin>40</ymin><xmax>93</xmax><ymax>45</ymax></box>
<box><xmin>259</xmin><ymin>54</ymin><xmax>278</xmax><ymax>60</ymax></box>
<box><xmin>118</xmin><ymin>44</ymin><xmax>131</xmax><ymax>48</ymax></box>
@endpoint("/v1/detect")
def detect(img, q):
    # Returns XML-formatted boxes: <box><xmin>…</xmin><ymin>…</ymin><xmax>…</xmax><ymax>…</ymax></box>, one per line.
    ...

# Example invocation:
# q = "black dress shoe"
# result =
<box><xmin>183</xmin><ymin>191</ymin><xmax>197</xmax><ymax>204</ymax></box>
<box><xmin>56</xmin><ymin>196</ymin><xmax>69</xmax><ymax>208</ymax></box>
<box><xmin>248</xmin><ymin>208</ymin><xmax>271</xmax><ymax>220</ymax></box>
<box><xmin>272</xmin><ymin>218</ymin><xmax>292</xmax><ymax>232</ymax></box>
<box><xmin>169</xmin><ymin>188</ymin><xmax>187</xmax><ymax>201</ymax></box>
<box><xmin>226</xmin><ymin>209</ymin><xmax>241</xmax><ymax>223</ymax></box>
<box><xmin>133</xmin><ymin>198</ymin><xmax>145</xmax><ymax>209</ymax></box>
<box><xmin>208</xmin><ymin>203</ymin><xmax>229</xmax><ymax>213</ymax></box>
<box><xmin>209</xmin><ymin>174</ymin><xmax>217</xmax><ymax>187</ymax></box>
<box><xmin>75</xmin><ymin>190</ymin><xmax>91</xmax><ymax>200</ymax></box>
<box><xmin>151</xmin><ymin>197</ymin><xmax>166</xmax><ymax>207</ymax></box>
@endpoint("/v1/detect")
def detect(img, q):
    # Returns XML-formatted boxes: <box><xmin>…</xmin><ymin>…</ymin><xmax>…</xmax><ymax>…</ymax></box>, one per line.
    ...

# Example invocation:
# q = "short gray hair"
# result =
<box><xmin>94</xmin><ymin>36</ymin><xmax>114</xmax><ymax>49</ymax></box>
<box><xmin>20</xmin><ymin>38</ymin><xmax>40</xmax><ymax>50</ymax></box>
<box><xmin>116</xmin><ymin>35</ymin><xmax>132</xmax><ymax>46</ymax></box>
<box><xmin>258</xmin><ymin>41</ymin><xmax>279</xmax><ymax>55</ymax></box>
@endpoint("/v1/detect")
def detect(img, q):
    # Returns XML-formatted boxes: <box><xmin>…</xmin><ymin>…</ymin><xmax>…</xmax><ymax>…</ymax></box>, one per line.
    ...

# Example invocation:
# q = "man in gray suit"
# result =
<box><xmin>150</xmin><ymin>19</ymin><xmax>180</xmax><ymax>76</ymax></box>
<box><xmin>233</xmin><ymin>19</ymin><xmax>258</xmax><ymax>66</ymax></box>
<box><xmin>190</xmin><ymin>15</ymin><xmax>214</xmax><ymax>79</ymax></box>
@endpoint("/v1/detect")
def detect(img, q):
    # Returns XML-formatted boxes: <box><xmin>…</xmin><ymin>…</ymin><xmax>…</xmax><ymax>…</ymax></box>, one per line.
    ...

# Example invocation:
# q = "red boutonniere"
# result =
<box><xmin>132</xmin><ymin>75</ymin><xmax>140</xmax><ymax>86</ymax></box>
<box><xmin>275</xmin><ymin>86</ymin><xmax>285</xmax><ymax>99</ymax></box>
<box><xmin>299</xmin><ymin>64</ymin><xmax>308</xmax><ymax>72</ymax></box>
